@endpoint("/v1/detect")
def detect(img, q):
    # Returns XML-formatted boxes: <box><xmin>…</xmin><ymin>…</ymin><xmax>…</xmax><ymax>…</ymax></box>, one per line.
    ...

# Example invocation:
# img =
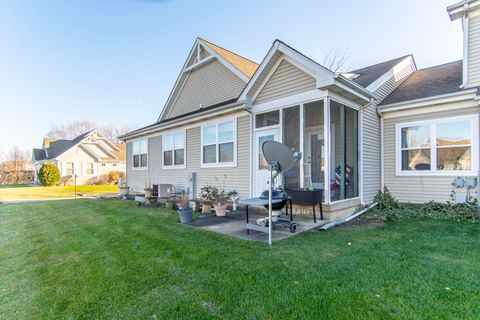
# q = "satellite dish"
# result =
<box><xmin>262</xmin><ymin>141</ymin><xmax>301</xmax><ymax>173</ymax></box>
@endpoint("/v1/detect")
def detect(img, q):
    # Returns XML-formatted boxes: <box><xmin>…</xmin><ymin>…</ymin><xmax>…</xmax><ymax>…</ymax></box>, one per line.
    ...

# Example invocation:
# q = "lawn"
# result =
<box><xmin>0</xmin><ymin>185</ymin><xmax>119</xmax><ymax>201</ymax></box>
<box><xmin>1</xmin><ymin>199</ymin><xmax>479</xmax><ymax>319</ymax></box>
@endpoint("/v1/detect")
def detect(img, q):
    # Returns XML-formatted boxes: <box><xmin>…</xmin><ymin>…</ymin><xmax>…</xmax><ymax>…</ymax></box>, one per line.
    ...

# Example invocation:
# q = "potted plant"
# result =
<box><xmin>212</xmin><ymin>188</ymin><xmax>228</xmax><ymax>216</ymax></box>
<box><xmin>165</xmin><ymin>198</ymin><xmax>176</xmax><ymax>210</ymax></box>
<box><xmin>200</xmin><ymin>185</ymin><xmax>215</xmax><ymax>215</ymax></box>
<box><xmin>177</xmin><ymin>192</ymin><xmax>193</xmax><ymax>224</ymax></box>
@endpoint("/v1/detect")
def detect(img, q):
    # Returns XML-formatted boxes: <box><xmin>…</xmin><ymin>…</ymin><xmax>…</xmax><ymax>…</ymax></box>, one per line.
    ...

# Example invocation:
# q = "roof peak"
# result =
<box><xmin>197</xmin><ymin>37</ymin><xmax>259</xmax><ymax>78</ymax></box>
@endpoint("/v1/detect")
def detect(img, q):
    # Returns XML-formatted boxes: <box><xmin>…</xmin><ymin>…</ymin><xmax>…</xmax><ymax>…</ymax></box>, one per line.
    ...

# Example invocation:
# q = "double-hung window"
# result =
<box><xmin>132</xmin><ymin>140</ymin><xmax>148</xmax><ymax>169</ymax></box>
<box><xmin>66</xmin><ymin>162</ymin><xmax>74</xmax><ymax>175</ymax></box>
<box><xmin>397</xmin><ymin>115</ymin><xmax>478</xmax><ymax>174</ymax></box>
<box><xmin>85</xmin><ymin>163</ymin><xmax>94</xmax><ymax>175</ymax></box>
<box><xmin>202</xmin><ymin>119</ymin><xmax>236</xmax><ymax>166</ymax></box>
<box><xmin>163</xmin><ymin>131</ymin><xmax>185</xmax><ymax>168</ymax></box>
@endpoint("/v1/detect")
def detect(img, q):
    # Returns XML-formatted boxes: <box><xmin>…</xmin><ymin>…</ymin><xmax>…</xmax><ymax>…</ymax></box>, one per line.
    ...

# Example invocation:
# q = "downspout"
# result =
<box><xmin>378</xmin><ymin>108</ymin><xmax>385</xmax><ymax>190</ymax></box>
<box><xmin>320</xmin><ymin>202</ymin><xmax>378</xmax><ymax>230</ymax></box>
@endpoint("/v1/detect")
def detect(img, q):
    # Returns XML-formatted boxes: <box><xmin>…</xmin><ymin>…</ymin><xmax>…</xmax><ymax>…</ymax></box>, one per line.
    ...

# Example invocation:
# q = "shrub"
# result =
<box><xmin>38</xmin><ymin>163</ymin><xmax>61</xmax><ymax>186</ymax></box>
<box><xmin>108</xmin><ymin>171</ymin><xmax>120</xmax><ymax>184</ymax></box>
<box><xmin>373</xmin><ymin>186</ymin><xmax>399</xmax><ymax>210</ymax></box>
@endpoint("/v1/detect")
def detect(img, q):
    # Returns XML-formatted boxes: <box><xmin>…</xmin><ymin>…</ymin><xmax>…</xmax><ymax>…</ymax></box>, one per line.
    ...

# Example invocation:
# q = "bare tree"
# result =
<box><xmin>0</xmin><ymin>146</ymin><xmax>32</xmax><ymax>184</ymax></box>
<box><xmin>47</xmin><ymin>120</ymin><xmax>96</xmax><ymax>140</ymax></box>
<box><xmin>47</xmin><ymin>121</ymin><xmax>131</xmax><ymax>142</ymax></box>
<box><xmin>322</xmin><ymin>45</ymin><xmax>351</xmax><ymax>72</ymax></box>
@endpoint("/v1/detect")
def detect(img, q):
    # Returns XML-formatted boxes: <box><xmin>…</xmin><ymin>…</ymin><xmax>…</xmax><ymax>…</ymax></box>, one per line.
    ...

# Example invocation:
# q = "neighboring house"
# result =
<box><xmin>120</xmin><ymin>0</ymin><xmax>480</xmax><ymax>217</ymax></box>
<box><xmin>32</xmin><ymin>129</ymin><xmax>126</xmax><ymax>185</ymax></box>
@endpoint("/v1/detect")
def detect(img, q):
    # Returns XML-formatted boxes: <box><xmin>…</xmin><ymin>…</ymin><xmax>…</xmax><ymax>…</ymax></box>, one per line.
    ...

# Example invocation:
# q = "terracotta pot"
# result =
<box><xmin>214</xmin><ymin>204</ymin><xmax>227</xmax><ymax>217</ymax></box>
<box><xmin>144</xmin><ymin>188</ymin><xmax>153</xmax><ymax>199</ymax></box>
<box><xmin>202</xmin><ymin>203</ymin><xmax>212</xmax><ymax>214</ymax></box>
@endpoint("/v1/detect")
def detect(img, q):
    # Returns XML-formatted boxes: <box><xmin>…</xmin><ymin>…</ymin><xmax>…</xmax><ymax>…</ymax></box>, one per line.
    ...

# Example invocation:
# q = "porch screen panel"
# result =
<box><xmin>303</xmin><ymin>100</ymin><xmax>325</xmax><ymax>191</ymax></box>
<box><xmin>282</xmin><ymin>105</ymin><xmax>300</xmax><ymax>189</ymax></box>
<box><xmin>330</xmin><ymin>101</ymin><xmax>358</xmax><ymax>202</ymax></box>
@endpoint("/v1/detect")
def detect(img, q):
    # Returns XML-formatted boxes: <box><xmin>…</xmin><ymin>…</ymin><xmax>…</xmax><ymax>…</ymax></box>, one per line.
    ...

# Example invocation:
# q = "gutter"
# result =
<box><xmin>119</xmin><ymin>101</ymin><xmax>246</xmax><ymax>140</ymax></box>
<box><xmin>320</xmin><ymin>202</ymin><xmax>378</xmax><ymax>230</ymax></box>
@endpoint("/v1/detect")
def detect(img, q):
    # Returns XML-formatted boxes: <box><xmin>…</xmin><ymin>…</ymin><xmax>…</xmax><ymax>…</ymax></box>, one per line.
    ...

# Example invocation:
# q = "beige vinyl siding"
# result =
<box><xmin>361</xmin><ymin>60</ymin><xmax>415</xmax><ymax>203</ymax></box>
<box><xmin>126</xmin><ymin>114</ymin><xmax>251</xmax><ymax>199</ymax></box>
<box><xmin>383</xmin><ymin>106</ymin><xmax>480</xmax><ymax>203</ymax></box>
<box><xmin>255</xmin><ymin>59</ymin><xmax>316</xmax><ymax>104</ymax></box>
<box><xmin>167</xmin><ymin>59</ymin><xmax>246</xmax><ymax>118</ymax></box>
<box><xmin>468</xmin><ymin>15</ymin><xmax>480</xmax><ymax>88</ymax></box>
<box><xmin>199</xmin><ymin>46</ymin><xmax>210</xmax><ymax>60</ymax></box>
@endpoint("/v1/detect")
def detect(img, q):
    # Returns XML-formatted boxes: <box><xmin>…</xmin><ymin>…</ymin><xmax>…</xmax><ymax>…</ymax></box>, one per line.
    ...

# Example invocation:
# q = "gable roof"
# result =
<box><xmin>379</xmin><ymin>60</ymin><xmax>466</xmax><ymax>106</ymax></box>
<box><xmin>200</xmin><ymin>38</ymin><xmax>259</xmax><ymax>78</ymax></box>
<box><xmin>33</xmin><ymin>129</ymin><xmax>125</xmax><ymax>162</ymax></box>
<box><xmin>157</xmin><ymin>38</ymin><xmax>259</xmax><ymax>122</ymax></box>
<box><xmin>349</xmin><ymin>55</ymin><xmax>413</xmax><ymax>88</ymax></box>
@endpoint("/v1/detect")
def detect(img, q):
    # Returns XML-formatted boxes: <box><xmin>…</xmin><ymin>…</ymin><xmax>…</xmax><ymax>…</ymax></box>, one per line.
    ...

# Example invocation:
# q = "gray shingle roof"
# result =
<box><xmin>33</xmin><ymin>130</ymin><xmax>94</xmax><ymax>161</ymax></box>
<box><xmin>32</xmin><ymin>148</ymin><xmax>46</xmax><ymax>161</ymax></box>
<box><xmin>350</xmin><ymin>55</ymin><xmax>412</xmax><ymax>88</ymax></box>
<box><xmin>379</xmin><ymin>60</ymin><xmax>465</xmax><ymax>106</ymax></box>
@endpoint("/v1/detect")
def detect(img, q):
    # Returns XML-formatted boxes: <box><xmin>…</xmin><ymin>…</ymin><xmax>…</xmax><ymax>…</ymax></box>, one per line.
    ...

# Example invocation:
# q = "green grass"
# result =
<box><xmin>1</xmin><ymin>199</ymin><xmax>479</xmax><ymax>319</ymax></box>
<box><xmin>0</xmin><ymin>184</ymin><xmax>32</xmax><ymax>189</ymax></box>
<box><xmin>0</xmin><ymin>185</ymin><xmax>119</xmax><ymax>201</ymax></box>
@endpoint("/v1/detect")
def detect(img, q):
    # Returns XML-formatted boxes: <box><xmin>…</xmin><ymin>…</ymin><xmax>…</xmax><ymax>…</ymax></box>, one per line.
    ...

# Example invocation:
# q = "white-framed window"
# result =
<box><xmin>66</xmin><ymin>162</ymin><xmax>74</xmax><ymax>175</ymax></box>
<box><xmin>396</xmin><ymin>115</ymin><xmax>478</xmax><ymax>175</ymax></box>
<box><xmin>162</xmin><ymin>131</ymin><xmax>186</xmax><ymax>169</ymax></box>
<box><xmin>201</xmin><ymin>118</ymin><xmax>236</xmax><ymax>167</ymax></box>
<box><xmin>132</xmin><ymin>139</ymin><xmax>148</xmax><ymax>169</ymax></box>
<box><xmin>85</xmin><ymin>163</ymin><xmax>94</xmax><ymax>175</ymax></box>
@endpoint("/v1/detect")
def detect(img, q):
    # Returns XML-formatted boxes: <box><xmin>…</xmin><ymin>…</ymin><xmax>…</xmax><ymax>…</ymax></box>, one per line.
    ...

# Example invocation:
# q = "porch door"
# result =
<box><xmin>254</xmin><ymin>128</ymin><xmax>280</xmax><ymax>196</ymax></box>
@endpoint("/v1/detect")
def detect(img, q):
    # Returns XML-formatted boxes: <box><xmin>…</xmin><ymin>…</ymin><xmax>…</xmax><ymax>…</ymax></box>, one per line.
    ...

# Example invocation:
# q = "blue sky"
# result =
<box><xmin>0</xmin><ymin>0</ymin><xmax>462</xmax><ymax>157</ymax></box>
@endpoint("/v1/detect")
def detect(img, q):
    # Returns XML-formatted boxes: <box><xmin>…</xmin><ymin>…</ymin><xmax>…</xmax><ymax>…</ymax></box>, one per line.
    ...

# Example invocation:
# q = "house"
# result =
<box><xmin>32</xmin><ymin>129</ymin><xmax>126</xmax><ymax>185</ymax></box>
<box><xmin>120</xmin><ymin>0</ymin><xmax>480</xmax><ymax>217</ymax></box>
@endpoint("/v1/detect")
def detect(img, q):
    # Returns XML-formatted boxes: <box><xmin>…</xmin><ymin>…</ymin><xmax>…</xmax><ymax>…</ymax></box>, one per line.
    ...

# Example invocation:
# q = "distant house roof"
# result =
<box><xmin>379</xmin><ymin>60</ymin><xmax>466</xmax><ymax>106</ymax></box>
<box><xmin>200</xmin><ymin>38</ymin><xmax>259</xmax><ymax>78</ymax></box>
<box><xmin>33</xmin><ymin>129</ymin><xmax>125</xmax><ymax>162</ymax></box>
<box><xmin>349</xmin><ymin>55</ymin><xmax>412</xmax><ymax>88</ymax></box>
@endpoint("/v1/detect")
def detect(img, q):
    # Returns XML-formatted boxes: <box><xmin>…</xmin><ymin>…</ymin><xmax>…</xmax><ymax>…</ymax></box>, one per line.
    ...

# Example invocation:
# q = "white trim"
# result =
<box><xmin>381</xmin><ymin>99</ymin><xmax>480</xmax><ymax>120</ymax></box>
<box><xmin>131</xmin><ymin>139</ymin><xmax>148</xmax><ymax>171</ymax></box>
<box><xmin>183</xmin><ymin>55</ymin><xmax>215</xmax><ymax>73</ymax></box>
<box><xmin>395</xmin><ymin>114</ymin><xmax>479</xmax><ymax>176</ymax></box>
<box><xmin>251</xmin><ymin>89</ymin><xmax>327</xmax><ymax>114</ymax></box>
<box><xmin>462</xmin><ymin>16</ymin><xmax>469</xmax><ymax>88</ymax></box>
<box><xmin>251</xmin><ymin>55</ymin><xmax>285</xmax><ymax>103</ymax></box>
<box><xmin>380</xmin><ymin>117</ymin><xmax>385</xmax><ymax>190</ymax></box>
<box><xmin>200</xmin><ymin>118</ymin><xmax>237</xmax><ymax>168</ymax></box>
<box><xmin>324</xmin><ymin>97</ymin><xmax>331</xmax><ymax>204</ymax></box>
<box><xmin>359</xmin><ymin>107</ymin><xmax>364</xmax><ymax>204</ymax></box>
<box><xmin>248</xmin><ymin>113</ymin><xmax>254</xmax><ymax>197</ymax></box>
<box><xmin>198</xmin><ymin>39</ymin><xmax>250</xmax><ymax>83</ymax></box>
<box><xmin>299</xmin><ymin>104</ymin><xmax>304</xmax><ymax>189</ymax></box>
<box><xmin>161</xmin><ymin>129</ymin><xmax>187</xmax><ymax>170</ymax></box>
<box><xmin>378</xmin><ymin>89</ymin><xmax>478</xmax><ymax>111</ymax></box>
<box><xmin>122</xmin><ymin>103</ymin><xmax>246</xmax><ymax>141</ymax></box>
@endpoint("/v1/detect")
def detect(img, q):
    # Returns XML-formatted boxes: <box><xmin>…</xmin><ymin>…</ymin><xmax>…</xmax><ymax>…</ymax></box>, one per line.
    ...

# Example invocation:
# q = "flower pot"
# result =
<box><xmin>178</xmin><ymin>208</ymin><xmax>193</xmax><ymax>224</ymax></box>
<box><xmin>214</xmin><ymin>204</ymin><xmax>227</xmax><ymax>217</ymax></box>
<box><xmin>165</xmin><ymin>200</ymin><xmax>175</xmax><ymax>210</ymax></box>
<box><xmin>202</xmin><ymin>203</ymin><xmax>212</xmax><ymax>214</ymax></box>
<box><xmin>119</xmin><ymin>187</ymin><xmax>129</xmax><ymax>196</ymax></box>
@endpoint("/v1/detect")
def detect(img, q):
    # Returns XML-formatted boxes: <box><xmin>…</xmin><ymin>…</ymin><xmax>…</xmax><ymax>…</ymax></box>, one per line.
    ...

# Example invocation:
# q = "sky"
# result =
<box><xmin>0</xmin><ymin>0</ymin><xmax>463</xmax><ymax>157</ymax></box>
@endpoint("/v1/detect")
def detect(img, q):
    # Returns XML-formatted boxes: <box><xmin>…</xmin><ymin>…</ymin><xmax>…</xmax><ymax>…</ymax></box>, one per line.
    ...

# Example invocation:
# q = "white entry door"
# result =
<box><xmin>254</xmin><ymin>128</ymin><xmax>280</xmax><ymax>196</ymax></box>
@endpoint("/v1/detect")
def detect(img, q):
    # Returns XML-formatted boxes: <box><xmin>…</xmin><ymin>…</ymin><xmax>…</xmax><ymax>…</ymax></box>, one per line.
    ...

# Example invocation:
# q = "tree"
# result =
<box><xmin>38</xmin><ymin>163</ymin><xmax>61</xmax><ymax>186</ymax></box>
<box><xmin>47</xmin><ymin>121</ymin><xmax>131</xmax><ymax>142</ymax></box>
<box><xmin>322</xmin><ymin>45</ymin><xmax>351</xmax><ymax>72</ymax></box>
<box><xmin>0</xmin><ymin>146</ymin><xmax>32</xmax><ymax>184</ymax></box>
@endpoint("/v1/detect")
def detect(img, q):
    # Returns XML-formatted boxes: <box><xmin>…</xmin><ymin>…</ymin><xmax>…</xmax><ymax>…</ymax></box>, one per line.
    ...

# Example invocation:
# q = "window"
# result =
<box><xmin>255</xmin><ymin>110</ymin><xmax>279</xmax><ymax>128</ymax></box>
<box><xmin>163</xmin><ymin>131</ymin><xmax>185</xmax><ymax>168</ymax></box>
<box><xmin>85</xmin><ymin>163</ymin><xmax>94</xmax><ymax>175</ymax></box>
<box><xmin>132</xmin><ymin>140</ymin><xmax>148</xmax><ymax>169</ymax></box>
<box><xmin>202</xmin><ymin>119</ymin><xmax>236</xmax><ymax>166</ymax></box>
<box><xmin>66</xmin><ymin>162</ymin><xmax>74</xmax><ymax>175</ymax></box>
<box><xmin>101</xmin><ymin>163</ymin><xmax>106</xmax><ymax>167</ymax></box>
<box><xmin>397</xmin><ymin>115</ymin><xmax>477</xmax><ymax>174</ymax></box>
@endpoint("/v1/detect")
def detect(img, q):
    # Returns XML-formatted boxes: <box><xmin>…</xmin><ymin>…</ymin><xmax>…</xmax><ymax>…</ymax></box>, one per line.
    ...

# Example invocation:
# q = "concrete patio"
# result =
<box><xmin>188</xmin><ymin>210</ymin><xmax>330</xmax><ymax>242</ymax></box>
